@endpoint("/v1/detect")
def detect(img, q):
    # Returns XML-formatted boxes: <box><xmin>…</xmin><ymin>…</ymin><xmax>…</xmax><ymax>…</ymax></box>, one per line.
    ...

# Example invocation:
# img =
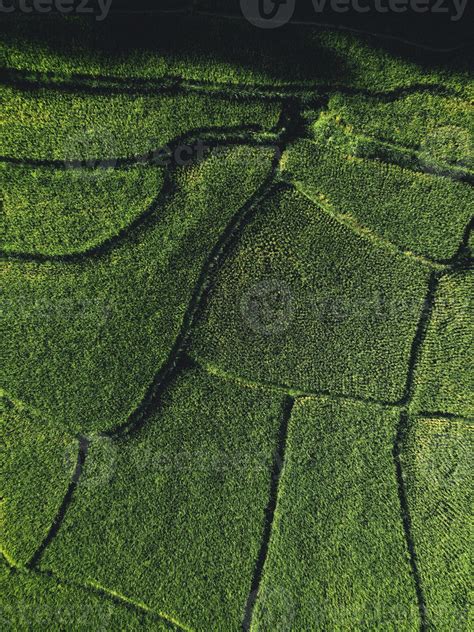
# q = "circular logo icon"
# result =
<box><xmin>246</xmin><ymin>584</ymin><xmax>296</xmax><ymax>630</ymax></box>
<box><xmin>63</xmin><ymin>434</ymin><xmax>117</xmax><ymax>493</ymax></box>
<box><xmin>240</xmin><ymin>0</ymin><xmax>295</xmax><ymax>28</ymax></box>
<box><xmin>62</xmin><ymin>126</ymin><xmax>119</xmax><ymax>181</ymax></box>
<box><xmin>82</xmin><ymin>435</ymin><xmax>117</xmax><ymax>492</ymax></box>
<box><xmin>240</xmin><ymin>278</ymin><xmax>293</xmax><ymax>335</ymax></box>
<box><xmin>419</xmin><ymin>125</ymin><xmax>473</xmax><ymax>179</ymax></box>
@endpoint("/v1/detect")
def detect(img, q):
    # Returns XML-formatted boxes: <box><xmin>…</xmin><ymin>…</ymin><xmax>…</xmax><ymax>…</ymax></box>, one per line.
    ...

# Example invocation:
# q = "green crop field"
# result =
<box><xmin>1</xmin><ymin>6</ymin><xmax>473</xmax><ymax>632</ymax></box>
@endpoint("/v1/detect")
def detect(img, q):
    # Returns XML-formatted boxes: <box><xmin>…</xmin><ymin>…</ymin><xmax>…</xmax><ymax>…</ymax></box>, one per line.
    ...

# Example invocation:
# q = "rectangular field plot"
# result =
<box><xmin>2</xmin><ymin>146</ymin><xmax>275</xmax><ymax>434</ymax></box>
<box><xmin>252</xmin><ymin>397</ymin><xmax>420</xmax><ymax>631</ymax></box>
<box><xmin>401</xmin><ymin>416</ymin><xmax>473</xmax><ymax>630</ymax></box>
<box><xmin>40</xmin><ymin>366</ymin><xmax>285</xmax><ymax>631</ymax></box>
<box><xmin>190</xmin><ymin>185</ymin><xmax>428</xmax><ymax>403</ymax></box>
<box><xmin>412</xmin><ymin>272</ymin><xmax>474</xmax><ymax>418</ymax></box>
<box><xmin>282</xmin><ymin>126</ymin><xmax>473</xmax><ymax>261</ymax></box>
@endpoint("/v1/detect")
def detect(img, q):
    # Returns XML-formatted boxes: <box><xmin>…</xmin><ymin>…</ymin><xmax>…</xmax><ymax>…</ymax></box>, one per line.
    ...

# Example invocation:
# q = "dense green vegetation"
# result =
<box><xmin>412</xmin><ymin>272</ymin><xmax>474</xmax><ymax>417</ymax></box>
<box><xmin>402</xmin><ymin>416</ymin><xmax>472</xmax><ymax>630</ymax></box>
<box><xmin>281</xmin><ymin>121</ymin><xmax>473</xmax><ymax>261</ymax></box>
<box><xmin>253</xmin><ymin>398</ymin><xmax>419</xmax><ymax>631</ymax></box>
<box><xmin>0</xmin><ymin>394</ymin><xmax>75</xmax><ymax>566</ymax></box>
<box><xmin>0</xmin><ymin>88</ymin><xmax>280</xmax><ymax>256</ymax></box>
<box><xmin>2</xmin><ymin>146</ymin><xmax>275</xmax><ymax>434</ymax></box>
<box><xmin>190</xmin><ymin>185</ymin><xmax>429</xmax><ymax>403</ymax></box>
<box><xmin>0</xmin><ymin>560</ymin><xmax>174</xmax><ymax>630</ymax></box>
<box><xmin>326</xmin><ymin>92</ymin><xmax>473</xmax><ymax>160</ymax></box>
<box><xmin>0</xmin><ymin>87</ymin><xmax>280</xmax><ymax>161</ymax></box>
<box><xmin>41</xmin><ymin>366</ymin><xmax>283</xmax><ymax>631</ymax></box>
<box><xmin>1</xmin><ymin>10</ymin><xmax>472</xmax><ymax>632</ymax></box>
<box><xmin>1</xmin><ymin>163</ymin><xmax>164</xmax><ymax>255</ymax></box>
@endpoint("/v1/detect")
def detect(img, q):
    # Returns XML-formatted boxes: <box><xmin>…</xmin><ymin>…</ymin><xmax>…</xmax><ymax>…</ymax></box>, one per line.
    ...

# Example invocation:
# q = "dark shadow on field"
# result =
<box><xmin>200</xmin><ymin>0</ymin><xmax>473</xmax><ymax>51</ymax></box>
<box><xmin>0</xmin><ymin>13</ymin><xmax>348</xmax><ymax>84</ymax></box>
<box><xmin>1</xmin><ymin>1</ymin><xmax>472</xmax><ymax>84</ymax></box>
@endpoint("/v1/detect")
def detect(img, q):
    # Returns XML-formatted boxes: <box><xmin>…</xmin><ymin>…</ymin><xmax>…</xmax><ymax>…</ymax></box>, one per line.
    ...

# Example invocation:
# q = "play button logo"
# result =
<box><xmin>240</xmin><ymin>0</ymin><xmax>296</xmax><ymax>28</ymax></box>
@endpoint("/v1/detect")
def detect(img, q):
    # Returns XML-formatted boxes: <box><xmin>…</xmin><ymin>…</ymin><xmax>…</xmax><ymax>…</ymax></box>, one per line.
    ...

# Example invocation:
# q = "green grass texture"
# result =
<box><xmin>252</xmin><ymin>398</ymin><xmax>419</xmax><ymax>631</ymax></box>
<box><xmin>0</xmin><ymin>559</ymin><xmax>175</xmax><ymax>630</ymax></box>
<box><xmin>3</xmin><ymin>146</ymin><xmax>276</xmax><ymax>434</ymax></box>
<box><xmin>1</xmin><ymin>9</ymin><xmax>473</xmax><ymax>632</ymax></box>
<box><xmin>401</xmin><ymin>415</ymin><xmax>473</xmax><ymax>630</ymax></box>
<box><xmin>190</xmin><ymin>185</ymin><xmax>430</xmax><ymax>402</ymax></box>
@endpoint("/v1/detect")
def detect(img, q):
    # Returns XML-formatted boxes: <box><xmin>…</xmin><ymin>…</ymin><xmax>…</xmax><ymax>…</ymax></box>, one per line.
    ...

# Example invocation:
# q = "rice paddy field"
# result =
<box><xmin>1</xmin><ymin>6</ymin><xmax>473</xmax><ymax>631</ymax></box>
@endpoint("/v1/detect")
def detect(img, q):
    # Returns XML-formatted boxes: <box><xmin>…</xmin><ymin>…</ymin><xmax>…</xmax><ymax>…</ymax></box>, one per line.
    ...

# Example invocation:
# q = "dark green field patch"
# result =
<box><xmin>190</xmin><ymin>185</ymin><xmax>428</xmax><ymax>402</ymax></box>
<box><xmin>2</xmin><ymin>146</ymin><xmax>275</xmax><ymax>433</ymax></box>
<box><xmin>0</xmin><ymin>395</ymin><xmax>75</xmax><ymax>566</ymax></box>
<box><xmin>1</xmin><ymin>15</ymin><xmax>470</xmax><ymax>93</ymax></box>
<box><xmin>40</xmin><ymin>365</ymin><xmax>283</xmax><ymax>631</ymax></box>
<box><xmin>0</xmin><ymin>561</ymin><xmax>174</xmax><ymax>630</ymax></box>
<box><xmin>412</xmin><ymin>272</ymin><xmax>474</xmax><ymax>418</ymax></box>
<box><xmin>0</xmin><ymin>86</ymin><xmax>281</xmax><ymax>160</ymax></box>
<box><xmin>281</xmin><ymin>121</ymin><xmax>473</xmax><ymax>261</ymax></box>
<box><xmin>307</xmin><ymin>108</ymin><xmax>474</xmax><ymax>182</ymax></box>
<box><xmin>401</xmin><ymin>416</ymin><xmax>473</xmax><ymax>630</ymax></box>
<box><xmin>1</xmin><ymin>163</ymin><xmax>164</xmax><ymax>255</ymax></box>
<box><xmin>252</xmin><ymin>397</ymin><xmax>419</xmax><ymax>631</ymax></box>
<box><xmin>326</xmin><ymin>92</ymin><xmax>473</xmax><ymax>166</ymax></box>
<box><xmin>1</xmin><ymin>16</ymin><xmax>472</xmax><ymax>631</ymax></box>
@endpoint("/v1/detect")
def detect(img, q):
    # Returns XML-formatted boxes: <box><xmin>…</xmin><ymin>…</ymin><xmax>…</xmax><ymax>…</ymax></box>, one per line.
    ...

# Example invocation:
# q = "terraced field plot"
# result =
<box><xmin>1</xmin><ymin>11</ymin><xmax>473</xmax><ymax>632</ymax></box>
